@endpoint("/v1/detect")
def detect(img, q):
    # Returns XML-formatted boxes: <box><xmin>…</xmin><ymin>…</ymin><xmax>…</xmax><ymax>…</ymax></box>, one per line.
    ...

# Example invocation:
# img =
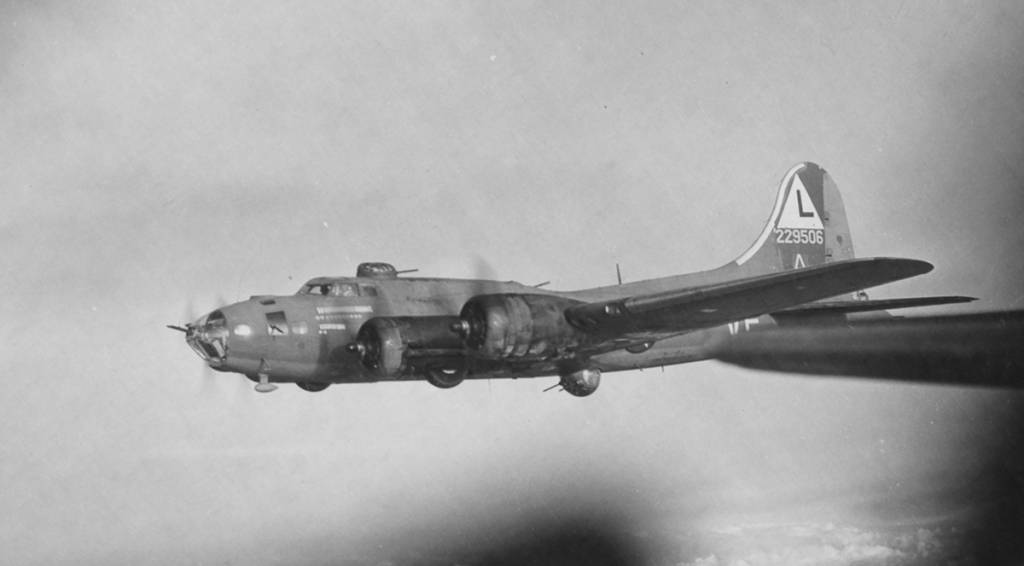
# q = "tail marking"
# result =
<box><xmin>778</xmin><ymin>174</ymin><xmax>824</xmax><ymax>230</ymax></box>
<box><xmin>735</xmin><ymin>163</ymin><xmax>806</xmax><ymax>265</ymax></box>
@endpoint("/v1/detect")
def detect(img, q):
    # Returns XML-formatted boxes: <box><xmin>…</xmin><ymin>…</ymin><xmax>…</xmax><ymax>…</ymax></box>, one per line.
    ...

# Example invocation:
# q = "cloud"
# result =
<box><xmin>679</xmin><ymin>522</ymin><xmax>957</xmax><ymax>566</ymax></box>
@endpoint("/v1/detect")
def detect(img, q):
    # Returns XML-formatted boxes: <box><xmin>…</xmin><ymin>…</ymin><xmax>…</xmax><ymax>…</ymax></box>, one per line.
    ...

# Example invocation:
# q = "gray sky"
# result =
<box><xmin>2</xmin><ymin>1</ymin><xmax>1023</xmax><ymax>564</ymax></box>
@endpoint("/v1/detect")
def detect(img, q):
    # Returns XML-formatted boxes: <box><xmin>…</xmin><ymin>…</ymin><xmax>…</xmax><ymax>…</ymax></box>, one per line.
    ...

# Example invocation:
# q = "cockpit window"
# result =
<box><xmin>332</xmin><ymin>283</ymin><xmax>358</xmax><ymax>297</ymax></box>
<box><xmin>298</xmin><ymin>282</ymin><xmax>370</xmax><ymax>297</ymax></box>
<box><xmin>299</xmin><ymin>284</ymin><xmax>333</xmax><ymax>296</ymax></box>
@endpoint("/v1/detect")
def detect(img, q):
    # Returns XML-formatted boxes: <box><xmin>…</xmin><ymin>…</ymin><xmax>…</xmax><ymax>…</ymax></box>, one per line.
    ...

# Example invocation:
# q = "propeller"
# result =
<box><xmin>471</xmin><ymin>253</ymin><xmax>500</xmax><ymax>286</ymax></box>
<box><xmin>462</xmin><ymin>253</ymin><xmax>502</xmax><ymax>310</ymax></box>
<box><xmin>168</xmin><ymin>296</ymin><xmax>196</xmax><ymax>334</ymax></box>
<box><xmin>446</xmin><ymin>254</ymin><xmax>502</xmax><ymax>341</ymax></box>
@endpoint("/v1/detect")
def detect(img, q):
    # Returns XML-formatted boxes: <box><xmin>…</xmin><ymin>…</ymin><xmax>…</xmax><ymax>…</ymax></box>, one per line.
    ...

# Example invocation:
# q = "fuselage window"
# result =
<box><xmin>360</xmin><ymin>285</ymin><xmax>378</xmax><ymax>297</ymax></box>
<box><xmin>266</xmin><ymin>311</ymin><xmax>289</xmax><ymax>336</ymax></box>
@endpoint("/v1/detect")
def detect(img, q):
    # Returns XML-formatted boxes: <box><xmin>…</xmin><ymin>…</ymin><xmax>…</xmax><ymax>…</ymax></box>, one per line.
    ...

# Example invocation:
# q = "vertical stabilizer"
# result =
<box><xmin>732</xmin><ymin>162</ymin><xmax>855</xmax><ymax>275</ymax></box>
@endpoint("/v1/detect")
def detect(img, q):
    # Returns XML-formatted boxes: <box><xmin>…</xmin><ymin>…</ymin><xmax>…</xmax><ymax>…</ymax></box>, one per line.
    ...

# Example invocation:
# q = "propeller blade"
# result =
<box><xmin>466</xmin><ymin>253</ymin><xmax>501</xmax><ymax>299</ymax></box>
<box><xmin>197</xmin><ymin>363</ymin><xmax>218</xmax><ymax>397</ymax></box>
<box><xmin>472</xmin><ymin>254</ymin><xmax>499</xmax><ymax>282</ymax></box>
<box><xmin>167</xmin><ymin>324</ymin><xmax>189</xmax><ymax>333</ymax></box>
<box><xmin>184</xmin><ymin>296</ymin><xmax>196</xmax><ymax>323</ymax></box>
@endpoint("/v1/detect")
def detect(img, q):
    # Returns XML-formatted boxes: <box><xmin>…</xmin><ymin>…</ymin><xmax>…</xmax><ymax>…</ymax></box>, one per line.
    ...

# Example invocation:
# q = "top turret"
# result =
<box><xmin>356</xmin><ymin>262</ymin><xmax>399</xmax><ymax>279</ymax></box>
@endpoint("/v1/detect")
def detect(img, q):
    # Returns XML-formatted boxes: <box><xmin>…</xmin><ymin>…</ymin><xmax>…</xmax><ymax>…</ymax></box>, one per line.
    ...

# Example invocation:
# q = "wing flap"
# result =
<box><xmin>566</xmin><ymin>257</ymin><xmax>933</xmax><ymax>337</ymax></box>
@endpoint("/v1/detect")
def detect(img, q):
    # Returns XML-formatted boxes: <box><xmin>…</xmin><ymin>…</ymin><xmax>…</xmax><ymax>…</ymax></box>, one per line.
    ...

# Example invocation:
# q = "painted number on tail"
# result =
<box><xmin>775</xmin><ymin>228</ymin><xmax>824</xmax><ymax>244</ymax></box>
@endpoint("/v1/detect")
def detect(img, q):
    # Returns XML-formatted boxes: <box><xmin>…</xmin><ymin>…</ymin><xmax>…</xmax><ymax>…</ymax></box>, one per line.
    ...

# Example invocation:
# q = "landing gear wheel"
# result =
<box><xmin>296</xmin><ymin>382</ymin><xmax>330</xmax><ymax>392</ymax></box>
<box><xmin>426</xmin><ymin>367</ymin><xmax>465</xmax><ymax>389</ymax></box>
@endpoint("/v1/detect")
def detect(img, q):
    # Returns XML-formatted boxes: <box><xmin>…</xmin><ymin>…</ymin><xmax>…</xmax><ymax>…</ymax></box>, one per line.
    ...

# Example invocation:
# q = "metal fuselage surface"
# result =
<box><xmin>193</xmin><ymin>273</ymin><xmax>752</xmax><ymax>386</ymax></box>
<box><xmin>179</xmin><ymin>163</ymin><xmax>885</xmax><ymax>391</ymax></box>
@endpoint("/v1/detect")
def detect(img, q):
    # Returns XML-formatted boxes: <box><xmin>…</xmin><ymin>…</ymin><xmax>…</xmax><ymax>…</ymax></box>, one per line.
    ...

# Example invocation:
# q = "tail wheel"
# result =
<box><xmin>296</xmin><ymin>382</ymin><xmax>330</xmax><ymax>392</ymax></box>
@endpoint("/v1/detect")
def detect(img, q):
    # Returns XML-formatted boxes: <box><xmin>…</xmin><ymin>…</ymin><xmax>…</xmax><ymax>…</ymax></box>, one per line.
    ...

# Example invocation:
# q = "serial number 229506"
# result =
<box><xmin>775</xmin><ymin>228</ymin><xmax>824</xmax><ymax>244</ymax></box>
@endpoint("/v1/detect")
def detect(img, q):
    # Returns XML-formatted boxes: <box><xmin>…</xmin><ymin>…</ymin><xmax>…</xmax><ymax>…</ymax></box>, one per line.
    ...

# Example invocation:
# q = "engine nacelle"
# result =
<box><xmin>453</xmin><ymin>294</ymin><xmax>588</xmax><ymax>360</ymax></box>
<box><xmin>560</xmin><ymin>368</ymin><xmax>601</xmax><ymax>397</ymax></box>
<box><xmin>351</xmin><ymin>316</ymin><xmax>463</xmax><ymax>379</ymax></box>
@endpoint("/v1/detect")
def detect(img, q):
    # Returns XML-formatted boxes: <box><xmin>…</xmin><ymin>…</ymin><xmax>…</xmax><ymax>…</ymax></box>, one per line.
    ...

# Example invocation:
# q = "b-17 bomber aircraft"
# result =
<box><xmin>170</xmin><ymin>162</ymin><xmax>1023</xmax><ymax>396</ymax></box>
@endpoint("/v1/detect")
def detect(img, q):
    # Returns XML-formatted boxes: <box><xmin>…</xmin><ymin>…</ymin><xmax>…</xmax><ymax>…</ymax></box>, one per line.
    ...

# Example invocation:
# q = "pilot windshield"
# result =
<box><xmin>333</xmin><ymin>283</ymin><xmax>358</xmax><ymax>297</ymax></box>
<box><xmin>299</xmin><ymin>283</ymin><xmax>334</xmax><ymax>295</ymax></box>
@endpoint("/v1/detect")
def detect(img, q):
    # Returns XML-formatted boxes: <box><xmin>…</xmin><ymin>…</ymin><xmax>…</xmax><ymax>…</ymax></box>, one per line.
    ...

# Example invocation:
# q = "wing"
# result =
<box><xmin>565</xmin><ymin>257</ymin><xmax>934</xmax><ymax>342</ymax></box>
<box><xmin>712</xmin><ymin>310</ymin><xmax>1024</xmax><ymax>387</ymax></box>
<box><xmin>771</xmin><ymin>295</ymin><xmax>976</xmax><ymax>317</ymax></box>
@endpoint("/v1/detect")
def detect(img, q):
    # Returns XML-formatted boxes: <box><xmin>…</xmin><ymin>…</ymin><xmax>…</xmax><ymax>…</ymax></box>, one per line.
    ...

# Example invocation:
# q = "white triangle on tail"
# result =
<box><xmin>777</xmin><ymin>174</ymin><xmax>824</xmax><ymax>230</ymax></box>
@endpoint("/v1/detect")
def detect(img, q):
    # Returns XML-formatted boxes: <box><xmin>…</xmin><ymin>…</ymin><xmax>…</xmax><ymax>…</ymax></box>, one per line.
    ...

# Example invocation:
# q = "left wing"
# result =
<box><xmin>566</xmin><ymin>257</ymin><xmax>933</xmax><ymax>342</ymax></box>
<box><xmin>712</xmin><ymin>310</ymin><xmax>1024</xmax><ymax>387</ymax></box>
<box><xmin>771</xmin><ymin>295</ymin><xmax>976</xmax><ymax>317</ymax></box>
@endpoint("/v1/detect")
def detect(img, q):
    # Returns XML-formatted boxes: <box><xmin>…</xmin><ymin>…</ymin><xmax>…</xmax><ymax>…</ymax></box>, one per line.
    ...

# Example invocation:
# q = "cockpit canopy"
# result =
<box><xmin>296</xmin><ymin>263</ymin><xmax>399</xmax><ymax>296</ymax></box>
<box><xmin>297</xmin><ymin>278</ymin><xmax>378</xmax><ymax>297</ymax></box>
<box><xmin>298</xmin><ymin>281</ymin><xmax>359</xmax><ymax>297</ymax></box>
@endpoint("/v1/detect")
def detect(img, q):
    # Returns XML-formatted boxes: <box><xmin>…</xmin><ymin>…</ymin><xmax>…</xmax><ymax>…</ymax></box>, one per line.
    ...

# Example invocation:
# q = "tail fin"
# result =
<box><xmin>732</xmin><ymin>162</ymin><xmax>855</xmax><ymax>275</ymax></box>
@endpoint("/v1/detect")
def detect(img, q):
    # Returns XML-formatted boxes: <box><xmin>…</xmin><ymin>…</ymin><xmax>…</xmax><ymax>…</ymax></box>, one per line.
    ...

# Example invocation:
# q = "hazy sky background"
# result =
<box><xmin>3</xmin><ymin>1</ymin><xmax>1023</xmax><ymax>564</ymax></box>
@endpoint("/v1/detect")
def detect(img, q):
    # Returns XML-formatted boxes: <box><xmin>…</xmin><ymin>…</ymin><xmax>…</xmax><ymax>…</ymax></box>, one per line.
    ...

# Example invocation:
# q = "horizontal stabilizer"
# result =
<box><xmin>713</xmin><ymin>310</ymin><xmax>1024</xmax><ymax>388</ymax></box>
<box><xmin>567</xmin><ymin>257</ymin><xmax>933</xmax><ymax>339</ymax></box>
<box><xmin>772</xmin><ymin>295</ymin><xmax>977</xmax><ymax>316</ymax></box>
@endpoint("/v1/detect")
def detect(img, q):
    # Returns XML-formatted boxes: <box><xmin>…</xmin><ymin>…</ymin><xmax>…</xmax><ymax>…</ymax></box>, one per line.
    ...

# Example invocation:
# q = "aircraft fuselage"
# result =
<box><xmin>175</xmin><ymin>163</ymin><xmax>974</xmax><ymax>396</ymax></box>
<box><xmin>188</xmin><ymin>274</ymin><xmax>744</xmax><ymax>385</ymax></box>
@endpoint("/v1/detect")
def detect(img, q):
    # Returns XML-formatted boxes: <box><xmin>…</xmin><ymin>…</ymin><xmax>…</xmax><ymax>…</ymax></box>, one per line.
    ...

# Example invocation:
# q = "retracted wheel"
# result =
<box><xmin>426</xmin><ymin>366</ymin><xmax>465</xmax><ymax>389</ymax></box>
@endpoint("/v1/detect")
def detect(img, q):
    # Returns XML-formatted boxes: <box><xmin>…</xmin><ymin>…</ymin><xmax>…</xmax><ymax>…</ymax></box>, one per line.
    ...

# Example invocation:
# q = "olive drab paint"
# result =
<box><xmin>733</xmin><ymin>162</ymin><xmax>855</xmax><ymax>274</ymax></box>
<box><xmin>171</xmin><ymin>163</ymin><xmax>968</xmax><ymax>397</ymax></box>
